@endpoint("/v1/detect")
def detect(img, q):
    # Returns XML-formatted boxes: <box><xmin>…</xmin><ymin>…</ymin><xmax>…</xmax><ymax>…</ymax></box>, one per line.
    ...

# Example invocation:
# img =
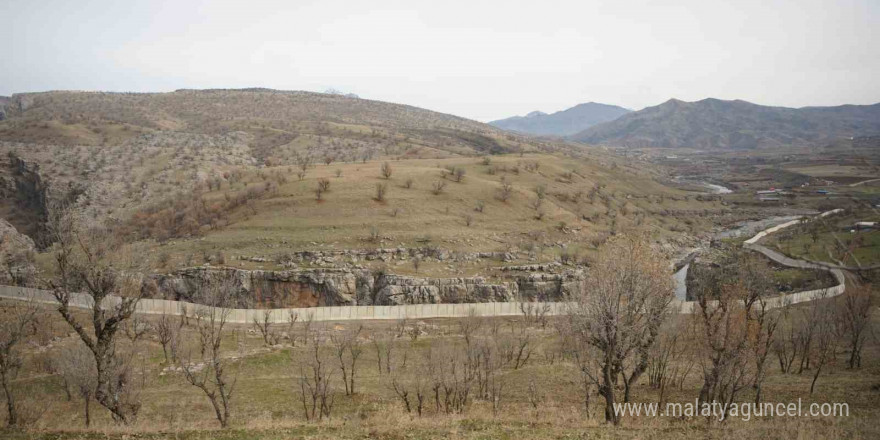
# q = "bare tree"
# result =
<box><xmin>501</xmin><ymin>321</ymin><xmax>533</xmax><ymax>370</ymax></box>
<box><xmin>458</xmin><ymin>308</ymin><xmax>483</xmax><ymax>348</ymax></box>
<box><xmin>388</xmin><ymin>349</ymin><xmax>427</xmax><ymax>416</ymax></box>
<box><xmin>296</xmin><ymin>154</ymin><xmax>312</xmax><ymax>180</ymax></box>
<box><xmin>371</xmin><ymin>331</ymin><xmax>397</xmax><ymax>375</ymax></box>
<box><xmin>810</xmin><ymin>298</ymin><xmax>839</xmax><ymax>395</ymax></box>
<box><xmin>317</xmin><ymin>178</ymin><xmax>331</xmax><ymax>193</ymax></box>
<box><xmin>330</xmin><ymin>325</ymin><xmax>364</xmax><ymax>395</ymax></box>
<box><xmin>426</xmin><ymin>344</ymin><xmax>473</xmax><ymax>414</ymax></box>
<box><xmin>647</xmin><ymin>319</ymin><xmax>695</xmax><ymax>405</ymax></box>
<box><xmin>690</xmin><ymin>250</ymin><xmax>777</xmax><ymax>417</ymax></box>
<box><xmin>253</xmin><ymin>309</ymin><xmax>278</xmax><ymax>345</ymax></box>
<box><xmin>0</xmin><ymin>296</ymin><xmax>38</xmax><ymax>427</ymax></box>
<box><xmin>375</xmin><ymin>182</ymin><xmax>388</xmax><ymax>202</ymax></box>
<box><xmin>838</xmin><ymin>285</ymin><xmax>872</xmax><ymax>369</ymax></box>
<box><xmin>453</xmin><ymin>167</ymin><xmax>466</xmax><ymax>182</ymax></box>
<box><xmin>431</xmin><ymin>180</ymin><xmax>446</xmax><ymax>195</ymax></box>
<box><xmin>497</xmin><ymin>179</ymin><xmax>513</xmax><ymax>202</ymax></box>
<box><xmin>53</xmin><ymin>342</ymin><xmax>98</xmax><ymax>427</ymax></box>
<box><xmin>296</xmin><ymin>340</ymin><xmax>336</xmax><ymax>421</ymax></box>
<box><xmin>520</xmin><ymin>301</ymin><xmax>550</xmax><ymax>329</ymax></box>
<box><xmin>155</xmin><ymin>312</ymin><xmax>182</xmax><ymax>364</ymax></box>
<box><xmin>46</xmin><ymin>209</ymin><xmax>145</xmax><ymax>424</ymax></box>
<box><xmin>180</xmin><ymin>280</ymin><xmax>240</xmax><ymax>428</ymax></box>
<box><xmin>773</xmin><ymin>309</ymin><xmax>800</xmax><ymax>374</ymax></box>
<box><xmin>561</xmin><ymin>235</ymin><xmax>674</xmax><ymax>424</ymax></box>
<box><xmin>287</xmin><ymin>311</ymin><xmax>300</xmax><ymax>346</ymax></box>
<box><xmin>380</xmin><ymin>162</ymin><xmax>393</xmax><ymax>179</ymax></box>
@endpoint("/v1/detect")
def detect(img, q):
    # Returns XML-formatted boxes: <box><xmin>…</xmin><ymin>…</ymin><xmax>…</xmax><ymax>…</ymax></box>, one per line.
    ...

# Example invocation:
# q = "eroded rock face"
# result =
<box><xmin>148</xmin><ymin>266</ymin><xmax>585</xmax><ymax>308</ymax></box>
<box><xmin>372</xmin><ymin>275</ymin><xmax>518</xmax><ymax>305</ymax></box>
<box><xmin>0</xmin><ymin>219</ymin><xmax>37</xmax><ymax>286</ymax></box>
<box><xmin>149</xmin><ymin>267</ymin><xmax>366</xmax><ymax>308</ymax></box>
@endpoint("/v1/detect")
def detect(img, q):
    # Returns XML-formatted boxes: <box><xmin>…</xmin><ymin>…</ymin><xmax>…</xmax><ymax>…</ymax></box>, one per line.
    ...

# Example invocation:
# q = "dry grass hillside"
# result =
<box><xmin>0</xmin><ymin>287</ymin><xmax>877</xmax><ymax>439</ymax></box>
<box><xmin>0</xmin><ymin>90</ymin><xmax>736</xmax><ymax>274</ymax></box>
<box><xmin>0</xmin><ymin>89</ymin><xmax>555</xmax><ymax>161</ymax></box>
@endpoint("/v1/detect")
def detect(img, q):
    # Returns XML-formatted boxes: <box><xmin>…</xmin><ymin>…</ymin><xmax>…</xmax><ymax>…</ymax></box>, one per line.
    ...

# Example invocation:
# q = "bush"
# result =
<box><xmin>381</xmin><ymin>162</ymin><xmax>393</xmax><ymax>179</ymax></box>
<box><xmin>431</xmin><ymin>180</ymin><xmax>446</xmax><ymax>195</ymax></box>
<box><xmin>375</xmin><ymin>182</ymin><xmax>388</xmax><ymax>201</ymax></box>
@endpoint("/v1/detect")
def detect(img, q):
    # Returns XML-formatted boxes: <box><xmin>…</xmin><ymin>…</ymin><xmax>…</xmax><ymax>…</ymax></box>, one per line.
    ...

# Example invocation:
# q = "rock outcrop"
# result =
<box><xmin>0</xmin><ymin>153</ymin><xmax>57</xmax><ymax>247</ymax></box>
<box><xmin>0</xmin><ymin>219</ymin><xmax>37</xmax><ymax>285</ymax></box>
<box><xmin>148</xmin><ymin>266</ymin><xmax>585</xmax><ymax>308</ymax></box>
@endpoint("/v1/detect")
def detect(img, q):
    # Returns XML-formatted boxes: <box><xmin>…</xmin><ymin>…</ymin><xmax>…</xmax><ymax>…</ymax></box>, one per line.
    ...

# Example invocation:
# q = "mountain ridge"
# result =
<box><xmin>490</xmin><ymin>102</ymin><xmax>631</xmax><ymax>137</ymax></box>
<box><xmin>571</xmin><ymin>98</ymin><xmax>880</xmax><ymax>149</ymax></box>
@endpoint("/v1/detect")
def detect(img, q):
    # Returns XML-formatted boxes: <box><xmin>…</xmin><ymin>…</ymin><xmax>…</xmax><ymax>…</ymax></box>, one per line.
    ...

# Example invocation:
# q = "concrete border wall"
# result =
<box><xmin>0</xmin><ymin>210</ymin><xmax>848</xmax><ymax>321</ymax></box>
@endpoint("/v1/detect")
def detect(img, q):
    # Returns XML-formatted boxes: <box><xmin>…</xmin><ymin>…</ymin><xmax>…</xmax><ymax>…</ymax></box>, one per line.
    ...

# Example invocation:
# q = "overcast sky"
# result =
<box><xmin>2</xmin><ymin>0</ymin><xmax>878</xmax><ymax>122</ymax></box>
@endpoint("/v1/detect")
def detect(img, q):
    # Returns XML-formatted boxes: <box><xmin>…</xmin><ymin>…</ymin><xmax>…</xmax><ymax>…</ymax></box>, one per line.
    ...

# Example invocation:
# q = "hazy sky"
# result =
<box><xmin>2</xmin><ymin>0</ymin><xmax>878</xmax><ymax>121</ymax></box>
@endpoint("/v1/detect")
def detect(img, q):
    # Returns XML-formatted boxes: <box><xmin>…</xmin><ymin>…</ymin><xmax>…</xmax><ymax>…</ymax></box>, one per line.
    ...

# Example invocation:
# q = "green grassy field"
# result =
<box><xmin>767</xmin><ymin>209</ymin><xmax>880</xmax><ymax>267</ymax></box>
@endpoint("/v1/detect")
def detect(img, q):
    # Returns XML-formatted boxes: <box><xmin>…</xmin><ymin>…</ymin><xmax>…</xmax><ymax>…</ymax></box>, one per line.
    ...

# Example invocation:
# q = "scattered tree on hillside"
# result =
<box><xmin>375</xmin><ymin>182</ymin><xmax>388</xmax><ymax>202</ymax></box>
<box><xmin>0</xmin><ymin>297</ymin><xmax>38</xmax><ymax>427</ymax></box>
<box><xmin>381</xmin><ymin>162</ymin><xmax>393</xmax><ymax>179</ymax></box>
<box><xmin>560</xmin><ymin>235</ymin><xmax>674</xmax><ymax>424</ymax></box>
<box><xmin>296</xmin><ymin>339</ymin><xmax>336</xmax><ymax>421</ymax></box>
<box><xmin>330</xmin><ymin>325</ymin><xmax>364</xmax><ymax>395</ymax></box>
<box><xmin>431</xmin><ymin>180</ymin><xmax>446</xmax><ymax>195</ymax></box>
<box><xmin>53</xmin><ymin>342</ymin><xmax>98</xmax><ymax>427</ymax></box>
<box><xmin>47</xmin><ymin>209</ymin><xmax>145</xmax><ymax>424</ymax></box>
<box><xmin>155</xmin><ymin>312</ymin><xmax>182</xmax><ymax>364</ymax></box>
<box><xmin>690</xmin><ymin>250</ymin><xmax>780</xmax><ymax>415</ymax></box>
<box><xmin>454</xmin><ymin>167</ymin><xmax>466</xmax><ymax>182</ymax></box>
<box><xmin>180</xmin><ymin>279</ymin><xmax>241</xmax><ymax>428</ymax></box>
<box><xmin>838</xmin><ymin>285</ymin><xmax>872</xmax><ymax>369</ymax></box>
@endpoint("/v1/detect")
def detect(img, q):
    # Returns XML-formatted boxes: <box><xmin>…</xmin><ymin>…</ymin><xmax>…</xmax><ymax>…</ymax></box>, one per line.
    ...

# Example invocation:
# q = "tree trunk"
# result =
<box><xmin>2</xmin><ymin>371</ymin><xmax>16</xmax><ymax>427</ymax></box>
<box><xmin>602</xmin><ymin>361</ymin><xmax>619</xmax><ymax>425</ymax></box>
<box><xmin>84</xmin><ymin>396</ymin><xmax>91</xmax><ymax>427</ymax></box>
<box><xmin>810</xmin><ymin>365</ymin><xmax>823</xmax><ymax>395</ymax></box>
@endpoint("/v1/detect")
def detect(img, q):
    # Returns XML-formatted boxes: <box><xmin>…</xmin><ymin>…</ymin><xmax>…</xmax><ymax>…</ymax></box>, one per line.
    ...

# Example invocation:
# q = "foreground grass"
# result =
<box><xmin>2</xmin><ymin>296</ymin><xmax>879</xmax><ymax>440</ymax></box>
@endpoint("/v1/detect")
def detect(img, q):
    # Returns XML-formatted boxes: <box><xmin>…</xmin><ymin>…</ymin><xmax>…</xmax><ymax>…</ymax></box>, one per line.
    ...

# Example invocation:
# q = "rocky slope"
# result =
<box><xmin>147</xmin><ymin>266</ymin><xmax>584</xmax><ymax>308</ymax></box>
<box><xmin>0</xmin><ymin>218</ymin><xmax>36</xmax><ymax>285</ymax></box>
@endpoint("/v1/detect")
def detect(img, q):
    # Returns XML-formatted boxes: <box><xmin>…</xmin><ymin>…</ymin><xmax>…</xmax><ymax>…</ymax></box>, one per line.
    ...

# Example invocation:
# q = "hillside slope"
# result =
<box><xmin>0</xmin><ymin>89</ymin><xmax>718</xmax><ymax>272</ymax></box>
<box><xmin>490</xmin><ymin>102</ymin><xmax>630</xmax><ymax>137</ymax></box>
<box><xmin>571</xmin><ymin>98</ymin><xmax>880</xmax><ymax>149</ymax></box>
<box><xmin>0</xmin><ymin>89</ymin><xmax>549</xmax><ymax>160</ymax></box>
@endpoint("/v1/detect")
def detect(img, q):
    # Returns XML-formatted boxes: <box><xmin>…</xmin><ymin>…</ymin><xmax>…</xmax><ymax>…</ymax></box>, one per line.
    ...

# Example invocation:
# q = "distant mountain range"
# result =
<box><xmin>489</xmin><ymin>102</ymin><xmax>631</xmax><ymax>137</ymax></box>
<box><xmin>571</xmin><ymin>98</ymin><xmax>880</xmax><ymax>149</ymax></box>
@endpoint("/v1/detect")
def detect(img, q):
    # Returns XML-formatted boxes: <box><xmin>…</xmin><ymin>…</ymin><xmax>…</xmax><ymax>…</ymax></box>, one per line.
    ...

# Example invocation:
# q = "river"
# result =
<box><xmin>672</xmin><ymin>214</ymin><xmax>810</xmax><ymax>300</ymax></box>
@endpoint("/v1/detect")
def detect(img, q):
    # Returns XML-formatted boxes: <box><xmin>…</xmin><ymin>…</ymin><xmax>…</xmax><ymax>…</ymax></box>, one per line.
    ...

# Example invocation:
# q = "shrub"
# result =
<box><xmin>431</xmin><ymin>180</ymin><xmax>446</xmax><ymax>195</ymax></box>
<box><xmin>375</xmin><ymin>182</ymin><xmax>388</xmax><ymax>201</ymax></box>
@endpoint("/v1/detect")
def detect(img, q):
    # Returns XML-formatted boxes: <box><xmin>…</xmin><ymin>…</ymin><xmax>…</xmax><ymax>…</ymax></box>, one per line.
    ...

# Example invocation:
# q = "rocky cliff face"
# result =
<box><xmin>0</xmin><ymin>153</ymin><xmax>55</xmax><ymax>247</ymax></box>
<box><xmin>147</xmin><ymin>266</ymin><xmax>585</xmax><ymax>308</ymax></box>
<box><xmin>0</xmin><ymin>96</ymin><xmax>9</xmax><ymax>121</ymax></box>
<box><xmin>0</xmin><ymin>219</ymin><xmax>36</xmax><ymax>286</ymax></box>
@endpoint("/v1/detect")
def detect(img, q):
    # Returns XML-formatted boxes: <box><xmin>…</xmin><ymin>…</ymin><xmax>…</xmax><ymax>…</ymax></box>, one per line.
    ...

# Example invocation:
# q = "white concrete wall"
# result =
<box><xmin>0</xmin><ymin>210</ymin><xmax>847</xmax><ymax>321</ymax></box>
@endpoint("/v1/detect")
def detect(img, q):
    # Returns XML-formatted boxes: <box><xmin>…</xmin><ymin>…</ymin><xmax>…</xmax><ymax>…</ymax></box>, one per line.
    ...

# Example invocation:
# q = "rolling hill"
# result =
<box><xmin>0</xmin><ymin>89</ymin><xmax>713</xmax><ymax>275</ymax></box>
<box><xmin>571</xmin><ymin>98</ymin><xmax>880</xmax><ymax>149</ymax></box>
<box><xmin>489</xmin><ymin>102</ymin><xmax>631</xmax><ymax>137</ymax></box>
